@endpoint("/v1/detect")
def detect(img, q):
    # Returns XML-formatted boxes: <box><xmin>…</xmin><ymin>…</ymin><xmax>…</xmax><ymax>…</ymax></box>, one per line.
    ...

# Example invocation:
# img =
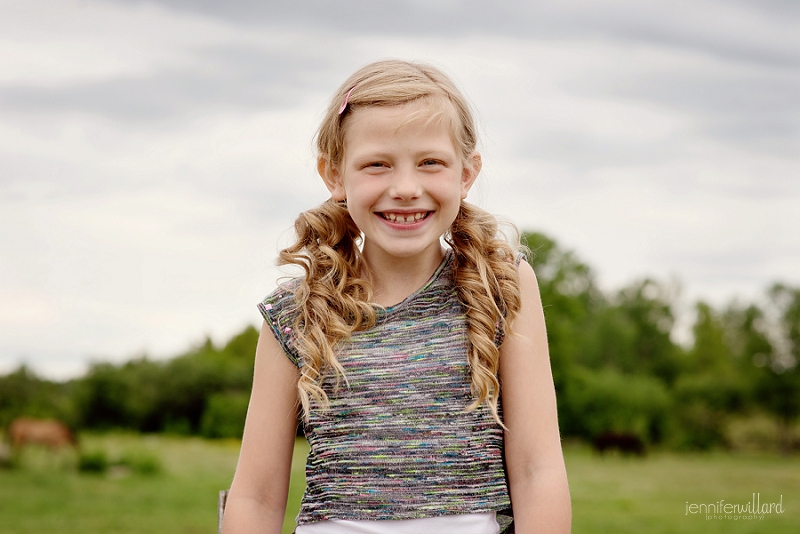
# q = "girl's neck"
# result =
<box><xmin>362</xmin><ymin>245</ymin><xmax>446</xmax><ymax>308</ymax></box>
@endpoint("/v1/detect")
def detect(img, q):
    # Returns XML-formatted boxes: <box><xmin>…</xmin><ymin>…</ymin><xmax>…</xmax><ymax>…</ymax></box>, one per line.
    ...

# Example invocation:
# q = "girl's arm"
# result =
<box><xmin>499</xmin><ymin>261</ymin><xmax>572</xmax><ymax>534</ymax></box>
<box><xmin>222</xmin><ymin>320</ymin><xmax>301</xmax><ymax>534</ymax></box>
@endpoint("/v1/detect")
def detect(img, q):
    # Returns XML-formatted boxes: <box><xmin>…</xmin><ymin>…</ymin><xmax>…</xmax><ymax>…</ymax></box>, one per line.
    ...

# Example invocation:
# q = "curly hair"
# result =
<box><xmin>279</xmin><ymin>60</ymin><xmax>522</xmax><ymax>424</ymax></box>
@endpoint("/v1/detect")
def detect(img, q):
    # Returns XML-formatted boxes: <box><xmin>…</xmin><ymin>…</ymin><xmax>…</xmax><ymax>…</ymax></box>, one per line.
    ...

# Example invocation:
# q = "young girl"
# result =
<box><xmin>223</xmin><ymin>60</ymin><xmax>571</xmax><ymax>534</ymax></box>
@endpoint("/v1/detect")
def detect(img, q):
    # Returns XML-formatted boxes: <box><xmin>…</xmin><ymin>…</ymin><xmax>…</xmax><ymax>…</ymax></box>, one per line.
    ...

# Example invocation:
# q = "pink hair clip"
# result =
<box><xmin>338</xmin><ymin>85</ymin><xmax>357</xmax><ymax>115</ymax></box>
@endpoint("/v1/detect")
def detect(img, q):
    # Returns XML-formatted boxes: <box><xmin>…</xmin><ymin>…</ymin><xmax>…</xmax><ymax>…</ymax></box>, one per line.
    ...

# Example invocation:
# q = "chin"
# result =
<box><xmin>376</xmin><ymin>241</ymin><xmax>443</xmax><ymax>260</ymax></box>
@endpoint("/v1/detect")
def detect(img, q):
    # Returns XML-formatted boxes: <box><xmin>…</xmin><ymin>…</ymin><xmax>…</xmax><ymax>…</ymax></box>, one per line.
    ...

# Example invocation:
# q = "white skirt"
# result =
<box><xmin>295</xmin><ymin>512</ymin><xmax>500</xmax><ymax>534</ymax></box>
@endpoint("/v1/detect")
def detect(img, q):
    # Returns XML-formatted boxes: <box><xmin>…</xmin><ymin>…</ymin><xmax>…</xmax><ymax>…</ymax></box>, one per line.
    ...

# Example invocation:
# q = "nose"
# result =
<box><xmin>388</xmin><ymin>166</ymin><xmax>421</xmax><ymax>200</ymax></box>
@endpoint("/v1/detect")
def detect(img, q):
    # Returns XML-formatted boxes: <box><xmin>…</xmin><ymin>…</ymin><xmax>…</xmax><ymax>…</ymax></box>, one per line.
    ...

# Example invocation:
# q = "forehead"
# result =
<box><xmin>342</xmin><ymin>99</ymin><xmax>460</xmax><ymax>153</ymax></box>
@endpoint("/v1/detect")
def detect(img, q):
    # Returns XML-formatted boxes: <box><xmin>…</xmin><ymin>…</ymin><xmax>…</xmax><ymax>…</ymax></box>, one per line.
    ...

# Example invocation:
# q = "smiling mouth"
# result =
<box><xmin>378</xmin><ymin>211</ymin><xmax>432</xmax><ymax>223</ymax></box>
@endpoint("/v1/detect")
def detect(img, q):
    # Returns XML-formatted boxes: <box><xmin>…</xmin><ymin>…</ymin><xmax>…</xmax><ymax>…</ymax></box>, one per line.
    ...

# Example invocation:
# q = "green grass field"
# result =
<box><xmin>566</xmin><ymin>443</ymin><xmax>800</xmax><ymax>533</ymax></box>
<box><xmin>1</xmin><ymin>434</ymin><xmax>798</xmax><ymax>533</ymax></box>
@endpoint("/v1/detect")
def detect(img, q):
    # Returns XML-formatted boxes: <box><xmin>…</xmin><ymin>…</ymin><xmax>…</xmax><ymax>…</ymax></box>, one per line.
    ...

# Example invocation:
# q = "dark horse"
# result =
<box><xmin>593</xmin><ymin>431</ymin><xmax>645</xmax><ymax>456</ymax></box>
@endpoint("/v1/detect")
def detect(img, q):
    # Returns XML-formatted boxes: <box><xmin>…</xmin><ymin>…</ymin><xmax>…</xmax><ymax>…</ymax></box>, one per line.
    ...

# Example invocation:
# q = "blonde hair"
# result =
<box><xmin>279</xmin><ymin>60</ymin><xmax>521</xmax><ymax>424</ymax></box>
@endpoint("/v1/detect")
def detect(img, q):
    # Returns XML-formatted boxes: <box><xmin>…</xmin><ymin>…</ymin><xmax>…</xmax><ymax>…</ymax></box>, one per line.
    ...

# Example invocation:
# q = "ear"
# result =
<box><xmin>318</xmin><ymin>157</ymin><xmax>346</xmax><ymax>201</ymax></box>
<box><xmin>460</xmin><ymin>152</ymin><xmax>482</xmax><ymax>199</ymax></box>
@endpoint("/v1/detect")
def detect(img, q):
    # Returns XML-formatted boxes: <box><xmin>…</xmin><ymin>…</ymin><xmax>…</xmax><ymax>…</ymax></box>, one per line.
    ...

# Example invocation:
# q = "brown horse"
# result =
<box><xmin>8</xmin><ymin>417</ymin><xmax>77</xmax><ymax>450</ymax></box>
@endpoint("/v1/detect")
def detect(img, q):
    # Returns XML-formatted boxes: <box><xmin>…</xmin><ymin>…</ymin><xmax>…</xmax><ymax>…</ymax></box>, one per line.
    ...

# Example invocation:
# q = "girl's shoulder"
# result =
<box><xmin>257</xmin><ymin>277</ymin><xmax>303</xmax><ymax>367</ymax></box>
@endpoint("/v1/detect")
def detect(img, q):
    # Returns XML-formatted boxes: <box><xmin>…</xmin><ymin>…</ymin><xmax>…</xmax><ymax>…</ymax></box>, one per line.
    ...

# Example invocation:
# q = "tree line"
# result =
<box><xmin>2</xmin><ymin>232</ymin><xmax>799</xmax><ymax>451</ymax></box>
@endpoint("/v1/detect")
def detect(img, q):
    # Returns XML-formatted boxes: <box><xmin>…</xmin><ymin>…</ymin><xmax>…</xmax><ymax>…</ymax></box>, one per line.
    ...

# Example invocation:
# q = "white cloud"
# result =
<box><xmin>0</xmin><ymin>0</ymin><xmax>241</xmax><ymax>85</ymax></box>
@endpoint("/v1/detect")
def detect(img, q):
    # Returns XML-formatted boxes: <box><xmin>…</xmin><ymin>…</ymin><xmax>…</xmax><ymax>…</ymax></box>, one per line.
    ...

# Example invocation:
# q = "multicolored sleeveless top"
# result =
<box><xmin>258</xmin><ymin>250</ymin><xmax>510</xmax><ymax>525</ymax></box>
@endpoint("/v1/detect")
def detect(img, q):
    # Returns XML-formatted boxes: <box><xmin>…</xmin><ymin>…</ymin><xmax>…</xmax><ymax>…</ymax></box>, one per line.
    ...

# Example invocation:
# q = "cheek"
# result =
<box><xmin>344</xmin><ymin>181</ymin><xmax>376</xmax><ymax>205</ymax></box>
<box><xmin>438</xmin><ymin>181</ymin><xmax>467</xmax><ymax>205</ymax></box>
<box><xmin>343</xmin><ymin>191</ymin><xmax>375</xmax><ymax>222</ymax></box>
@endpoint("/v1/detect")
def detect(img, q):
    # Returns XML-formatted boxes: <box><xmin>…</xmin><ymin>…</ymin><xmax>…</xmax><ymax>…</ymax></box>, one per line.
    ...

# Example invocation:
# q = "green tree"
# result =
<box><xmin>560</xmin><ymin>366</ymin><xmax>671</xmax><ymax>444</ymax></box>
<box><xmin>574</xmin><ymin>278</ymin><xmax>682</xmax><ymax>381</ymax></box>
<box><xmin>754</xmin><ymin>284</ymin><xmax>800</xmax><ymax>451</ymax></box>
<box><xmin>73</xmin><ymin>359</ymin><xmax>161</xmax><ymax>431</ymax></box>
<box><xmin>722</xmin><ymin>303</ymin><xmax>774</xmax><ymax>373</ymax></box>
<box><xmin>221</xmin><ymin>325</ymin><xmax>259</xmax><ymax>363</ymax></box>
<box><xmin>200</xmin><ymin>391</ymin><xmax>250</xmax><ymax>439</ymax></box>
<box><xmin>613</xmin><ymin>279</ymin><xmax>682</xmax><ymax>383</ymax></box>
<box><xmin>521</xmin><ymin>232</ymin><xmax>603</xmax><ymax>389</ymax></box>
<box><xmin>70</xmin><ymin>329</ymin><xmax>257</xmax><ymax>434</ymax></box>
<box><xmin>673</xmin><ymin>302</ymin><xmax>751</xmax><ymax>449</ymax></box>
<box><xmin>0</xmin><ymin>366</ymin><xmax>75</xmax><ymax>429</ymax></box>
<box><xmin>142</xmin><ymin>333</ymin><xmax>255</xmax><ymax>433</ymax></box>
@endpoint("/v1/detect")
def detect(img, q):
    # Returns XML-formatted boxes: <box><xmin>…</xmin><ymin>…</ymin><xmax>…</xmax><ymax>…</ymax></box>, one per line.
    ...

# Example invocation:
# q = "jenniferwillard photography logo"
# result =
<box><xmin>685</xmin><ymin>493</ymin><xmax>785</xmax><ymax>521</ymax></box>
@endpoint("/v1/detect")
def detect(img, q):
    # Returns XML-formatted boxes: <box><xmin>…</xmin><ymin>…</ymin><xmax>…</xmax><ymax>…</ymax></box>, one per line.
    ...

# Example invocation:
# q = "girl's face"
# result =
<box><xmin>321</xmin><ymin>100</ymin><xmax>480</xmax><ymax>267</ymax></box>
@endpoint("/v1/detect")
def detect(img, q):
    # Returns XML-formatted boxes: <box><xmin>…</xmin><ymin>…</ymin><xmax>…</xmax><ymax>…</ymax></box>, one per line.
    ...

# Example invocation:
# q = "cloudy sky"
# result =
<box><xmin>2</xmin><ymin>0</ymin><xmax>799</xmax><ymax>379</ymax></box>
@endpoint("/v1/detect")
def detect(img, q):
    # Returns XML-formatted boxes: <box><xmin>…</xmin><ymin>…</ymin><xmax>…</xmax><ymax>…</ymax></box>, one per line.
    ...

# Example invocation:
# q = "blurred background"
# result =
<box><xmin>1</xmin><ymin>1</ymin><xmax>799</xmax><ymax>533</ymax></box>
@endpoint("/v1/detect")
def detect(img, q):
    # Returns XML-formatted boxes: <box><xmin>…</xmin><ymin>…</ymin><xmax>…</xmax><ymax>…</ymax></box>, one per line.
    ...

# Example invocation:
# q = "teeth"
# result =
<box><xmin>383</xmin><ymin>212</ymin><xmax>427</xmax><ymax>223</ymax></box>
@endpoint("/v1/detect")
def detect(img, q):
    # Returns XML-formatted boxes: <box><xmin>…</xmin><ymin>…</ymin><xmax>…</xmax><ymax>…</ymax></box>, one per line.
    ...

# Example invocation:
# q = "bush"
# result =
<box><xmin>78</xmin><ymin>450</ymin><xmax>108</xmax><ymax>474</ymax></box>
<box><xmin>200</xmin><ymin>391</ymin><xmax>250</xmax><ymax>439</ymax></box>
<box><xmin>119</xmin><ymin>449</ymin><xmax>162</xmax><ymax>475</ymax></box>
<box><xmin>0</xmin><ymin>442</ymin><xmax>13</xmax><ymax>470</ymax></box>
<box><xmin>560</xmin><ymin>366</ymin><xmax>672</xmax><ymax>444</ymax></box>
<box><xmin>671</xmin><ymin>372</ymin><xmax>749</xmax><ymax>450</ymax></box>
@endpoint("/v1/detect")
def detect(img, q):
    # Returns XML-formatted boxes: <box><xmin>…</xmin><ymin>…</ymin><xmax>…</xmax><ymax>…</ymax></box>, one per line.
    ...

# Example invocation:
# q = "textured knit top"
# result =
<box><xmin>258</xmin><ymin>250</ymin><xmax>511</xmax><ymax>524</ymax></box>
